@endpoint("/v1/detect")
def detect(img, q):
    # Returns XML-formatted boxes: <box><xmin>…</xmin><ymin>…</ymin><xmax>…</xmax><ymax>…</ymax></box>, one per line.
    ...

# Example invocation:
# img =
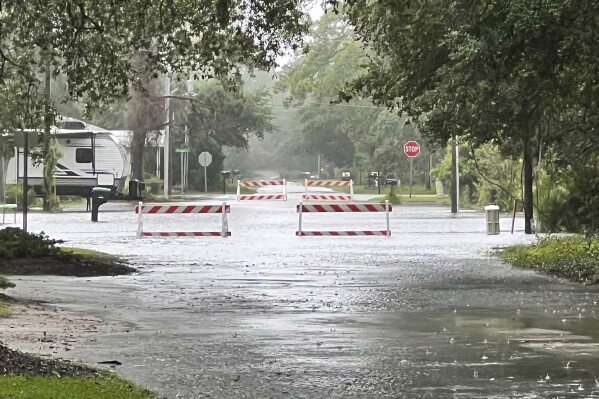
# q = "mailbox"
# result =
<box><xmin>91</xmin><ymin>187</ymin><xmax>111</xmax><ymax>222</ymax></box>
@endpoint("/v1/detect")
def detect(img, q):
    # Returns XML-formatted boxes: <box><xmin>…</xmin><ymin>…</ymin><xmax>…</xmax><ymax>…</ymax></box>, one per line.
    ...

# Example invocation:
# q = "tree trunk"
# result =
<box><xmin>523</xmin><ymin>137</ymin><xmax>534</xmax><ymax>234</ymax></box>
<box><xmin>451</xmin><ymin>137</ymin><xmax>458</xmax><ymax>213</ymax></box>
<box><xmin>131</xmin><ymin>130</ymin><xmax>146</xmax><ymax>180</ymax></box>
<box><xmin>0</xmin><ymin>156</ymin><xmax>6</xmax><ymax>202</ymax></box>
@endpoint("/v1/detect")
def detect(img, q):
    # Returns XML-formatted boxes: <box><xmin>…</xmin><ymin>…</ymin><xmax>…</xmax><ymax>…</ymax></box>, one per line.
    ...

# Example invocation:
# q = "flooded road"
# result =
<box><xmin>5</xmin><ymin>193</ymin><xmax>599</xmax><ymax>398</ymax></box>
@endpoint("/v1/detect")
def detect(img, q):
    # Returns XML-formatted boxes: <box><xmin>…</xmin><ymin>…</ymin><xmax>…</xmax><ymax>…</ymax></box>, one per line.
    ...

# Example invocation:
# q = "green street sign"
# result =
<box><xmin>175</xmin><ymin>147</ymin><xmax>191</xmax><ymax>153</ymax></box>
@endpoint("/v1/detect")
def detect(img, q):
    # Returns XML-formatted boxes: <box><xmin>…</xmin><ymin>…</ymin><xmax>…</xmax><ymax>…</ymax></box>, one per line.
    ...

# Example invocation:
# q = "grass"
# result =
<box><xmin>0</xmin><ymin>375</ymin><xmax>154</xmax><ymax>399</ymax></box>
<box><xmin>58</xmin><ymin>247</ymin><xmax>123</xmax><ymax>263</ymax></box>
<box><xmin>0</xmin><ymin>301</ymin><xmax>10</xmax><ymax>317</ymax></box>
<box><xmin>498</xmin><ymin>236</ymin><xmax>599</xmax><ymax>284</ymax></box>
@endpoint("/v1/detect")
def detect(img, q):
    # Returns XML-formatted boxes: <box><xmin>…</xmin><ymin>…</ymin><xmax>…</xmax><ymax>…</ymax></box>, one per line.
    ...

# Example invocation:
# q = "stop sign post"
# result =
<box><xmin>198</xmin><ymin>151</ymin><xmax>212</xmax><ymax>193</ymax></box>
<box><xmin>403</xmin><ymin>141</ymin><xmax>420</xmax><ymax>197</ymax></box>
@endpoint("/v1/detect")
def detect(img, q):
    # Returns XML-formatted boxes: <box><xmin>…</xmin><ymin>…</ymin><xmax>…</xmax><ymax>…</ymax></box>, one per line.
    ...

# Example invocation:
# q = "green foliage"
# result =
<box><xmin>0</xmin><ymin>275</ymin><xmax>15</xmax><ymax>290</ymax></box>
<box><xmin>0</xmin><ymin>228</ymin><xmax>61</xmax><ymax>260</ymax></box>
<box><xmin>176</xmin><ymin>80</ymin><xmax>275</xmax><ymax>191</ymax></box>
<box><xmin>276</xmin><ymin>10</ymin><xmax>440</xmax><ymax>182</ymax></box>
<box><xmin>431</xmin><ymin>141</ymin><xmax>521</xmax><ymax>210</ymax></box>
<box><xmin>3</xmin><ymin>185</ymin><xmax>41</xmax><ymax>209</ymax></box>
<box><xmin>341</xmin><ymin>0</ymin><xmax>599</xmax><ymax>233</ymax></box>
<box><xmin>0</xmin><ymin>375</ymin><xmax>154</xmax><ymax>399</ymax></box>
<box><xmin>499</xmin><ymin>236</ymin><xmax>599</xmax><ymax>284</ymax></box>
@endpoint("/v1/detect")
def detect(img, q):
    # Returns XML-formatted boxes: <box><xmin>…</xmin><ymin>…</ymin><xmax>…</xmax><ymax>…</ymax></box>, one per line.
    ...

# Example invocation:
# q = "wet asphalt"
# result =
<box><xmin>4</xmin><ymin>188</ymin><xmax>599</xmax><ymax>398</ymax></box>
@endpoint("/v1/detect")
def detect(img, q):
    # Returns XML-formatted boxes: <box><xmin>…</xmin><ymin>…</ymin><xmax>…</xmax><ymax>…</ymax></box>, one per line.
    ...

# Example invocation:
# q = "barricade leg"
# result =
<box><xmin>385</xmin><ymin>200</ymin><xmax>390</xmax><ymax>236</ymax></box>
<box><xmin>298</xmin><ymin>200</ymin><xmax>303</xmax><ymax>236</ymax></box>
<box><xmin>137</xmin><ymin>201</ymin><xmax>143</xmax><ymax>237</ymax></box>
<box><xmin>221</xmin><ymin>201</ymin><xmax>229</xmax><ymax>238</ymax></box>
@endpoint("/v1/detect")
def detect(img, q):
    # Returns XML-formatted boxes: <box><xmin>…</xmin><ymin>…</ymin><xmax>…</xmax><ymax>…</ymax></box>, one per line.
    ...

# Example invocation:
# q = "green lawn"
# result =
<box><xmin>0</xmin><ymin>375</ymin><xmax>154</xmax><ymax>399</ymax></box>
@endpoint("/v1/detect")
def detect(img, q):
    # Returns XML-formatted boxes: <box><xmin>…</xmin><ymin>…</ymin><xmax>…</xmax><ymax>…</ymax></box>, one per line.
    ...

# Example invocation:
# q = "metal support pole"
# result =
<box><xmin>204</xmin><ymin>166</ymin><xmax>208</xmax><ymax>193</ymax></box>
<box><xmin>164</xmin><ymin>76</ymin><xmax>171</xmax><ymax>198</ymax></box>
<box><xmin>181</xmin><ymin>152</ymin><xmax>185</xmax><ymax>194</ymax></box>
<box><xmin>409</xmin><ymin>158</ymin><xmax>413</xmax><ymax>198</ymax></box>
<box><xmin>22</xmin><ymin>132</ymin><xmax>28</xmax><ymax>232</ymax></box>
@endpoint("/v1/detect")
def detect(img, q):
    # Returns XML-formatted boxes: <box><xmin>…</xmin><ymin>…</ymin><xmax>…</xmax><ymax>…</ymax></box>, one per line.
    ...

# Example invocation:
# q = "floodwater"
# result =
<box><xmin>4</xmin><ymin>188</ymin><xmax>599</xmax><ymax>398</ymax></box>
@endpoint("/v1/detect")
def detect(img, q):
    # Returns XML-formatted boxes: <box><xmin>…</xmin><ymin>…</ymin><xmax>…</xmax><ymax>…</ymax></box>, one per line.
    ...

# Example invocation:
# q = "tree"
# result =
<box><xmin>1</xmin><ymin>0</ymin><xmax>313</xmax><ymax>199</ymax></box>
<box><xmin>171</xmin><ymin>79</ymin><xmax>274</xmax><ymax>190</ymax></box>
<box><xmin>340</xmin><ymin>0</ymin><xmax>599</xmax><ymax>233</ymax></box>
<box><xmin>277</xmin><ymin>8</ymin><xmax>435</xmax><ymax>182</ymax></box>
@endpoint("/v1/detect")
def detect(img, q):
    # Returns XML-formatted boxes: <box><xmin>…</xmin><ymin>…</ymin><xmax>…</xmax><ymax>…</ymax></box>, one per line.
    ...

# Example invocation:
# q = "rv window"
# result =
<box><xmin>76</xmin><ymin>148</ymin><xmax>93</xmax><ymax>163</ymax></box>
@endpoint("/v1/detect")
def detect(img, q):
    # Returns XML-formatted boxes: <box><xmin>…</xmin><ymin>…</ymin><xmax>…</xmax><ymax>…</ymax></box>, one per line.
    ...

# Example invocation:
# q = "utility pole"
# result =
<box><xmin>42</xmin><ymin>50</ymin><xmax>51</xmax><ymax>211</ymax></box>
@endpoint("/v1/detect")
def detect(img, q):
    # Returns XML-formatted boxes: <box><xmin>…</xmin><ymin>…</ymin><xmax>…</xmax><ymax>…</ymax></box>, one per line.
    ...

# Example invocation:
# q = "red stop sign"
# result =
<box><xmin>404</xmin><ymin>141</ymin><xmax>420</xmax><ymax>158</ymax></box>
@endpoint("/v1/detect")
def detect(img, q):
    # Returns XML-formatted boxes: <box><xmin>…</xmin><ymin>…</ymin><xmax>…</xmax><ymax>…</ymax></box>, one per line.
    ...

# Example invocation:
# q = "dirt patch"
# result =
<box><xmin>0</xmin><ymin>300</ymin><xmax>125</xmax><ymax>377</ymax></box>
<box><xmin>0</xmin><ymin>256</ymin><xmax>136</xmax><ymax>277</ymax></box>
<box><xmin>0</xmin><ymin>343</ymin><xmax>99</xmax><ymax>377</ymax></box>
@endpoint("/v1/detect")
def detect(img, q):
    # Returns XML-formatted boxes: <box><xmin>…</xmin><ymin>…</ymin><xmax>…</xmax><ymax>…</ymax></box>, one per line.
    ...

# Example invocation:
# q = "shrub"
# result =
<box><xmin>0</xmin><ymin>228</ymin><xmax>62</xmax><ymax>260</ymax></box>
<box><xmin>499</xmin><ymin>236</ymin><xmax>599</xmax><ymax>283</ymax></box>
<box><xmin>0</xmin><ymin>275</ymin><xmax>15</xmax><ymax>289</ymax></box>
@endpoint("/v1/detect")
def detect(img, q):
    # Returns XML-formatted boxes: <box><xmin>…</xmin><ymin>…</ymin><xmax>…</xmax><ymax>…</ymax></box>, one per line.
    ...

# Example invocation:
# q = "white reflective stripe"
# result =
<box><xmin>140</xmin><ymin>231</ymin><xmax>232</xmax><ymax>237</ymax></box>
<box><xmin>306</xmin><ymin>180</ymin><xmax>351</xmax><ymax>187</ymax></box>
<box><xmin>240</xmin><ymin>180</ymin><xmax>285</xmax><ymax>187</ymax></box>
<box><xmin>238</xmin><ymin>194</ymin><xmax>287</xmax><ymax>201</ymax></box>
<box><xmin>296</xmin><ymin>231</ymin><xmax>390</xmax><ymax>236</ymax></box>
<box><xmin>302</xmin><ymin>194</ymin><xmax>352</xmax><ymax>201</ymax></box>
<box><xmin>137</xmin><ymin>204</ymin><xmax>229</xmax><ymax>214</ymax></box>
<box><xmin>298</xmin><ymin>203</ymin><xmax>390</xmax><ymax>212</ymax></box>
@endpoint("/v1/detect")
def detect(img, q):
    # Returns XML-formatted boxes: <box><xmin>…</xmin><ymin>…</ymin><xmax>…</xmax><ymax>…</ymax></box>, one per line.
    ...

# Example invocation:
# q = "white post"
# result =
<box><xmin>317</xmin><ymin>153</ymin><xmax>321</xmax><ymax>179</ymax></box>
<box><xmin>221</xmin><ymin>201</ymin><xmax>228</xmax><ymax>238</ymax></box>
<box><xmin>350</xmin><ymin>179</ymin><xmax>354</xmax><ymax>198</ymax></box>
<box><xmin>298</xmin><ymin>200</ymin><xmax>303</xmax><ymax>236</ymax></box>
<box><xmin>137</xmin><ymin>201</ymin><xmax>143</xmax><ymax>237</ymax></box>
<box><xmin>304</xmin><ymin>179</ymin><xmax>308</xmax><ymax>195</ymax></box>
<box><xmin>164</xmin><ymin>76</ymin><xmax>171</xmax><ymax>198</ymax></box>
<box><xmin>455</xmin><ymin>137</ymin><xmax>460</xmax><ymax>212</ymax></box>
<box><xmin>156</xmin><ymin>147</ymin><xmax>161</xmax><ymax>178</ymax></box>
<box><xmin>385</xmin><ymin>200</ymin><xmax>390</xmax><ymax>236</ymax></box>
<box><xmin>283</xmin><ymin>179</ymin><xmax>287</xmax><ymax>199</ymax></box>
<box><xmin>236</xmin><ymin>179</ymin><xmax>241</xmax><ymax>200</ymax></box>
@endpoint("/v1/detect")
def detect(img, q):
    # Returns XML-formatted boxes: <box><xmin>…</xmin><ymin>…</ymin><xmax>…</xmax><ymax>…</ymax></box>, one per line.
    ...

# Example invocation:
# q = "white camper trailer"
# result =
<box><xmin>4</xmin><ymin>120</ymin><xmax>130</xmax><ymax>198</ymax></box>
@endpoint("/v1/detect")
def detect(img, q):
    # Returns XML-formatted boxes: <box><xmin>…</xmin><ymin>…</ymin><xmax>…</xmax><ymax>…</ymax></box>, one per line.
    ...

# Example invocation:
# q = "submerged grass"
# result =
<box><xmin>498</xmin><ymin>236</ymin><xmax>599</xmax><ymax>284</ymax></box>
<box><xmin>0</xmin><ymin>302</ymin><xmax>9</xmax><ymax>317</ymax></box>
<box><xmin>0</xmin><ymin>375</ymin><xmax>154</xmax><ymax>399</ymax></box>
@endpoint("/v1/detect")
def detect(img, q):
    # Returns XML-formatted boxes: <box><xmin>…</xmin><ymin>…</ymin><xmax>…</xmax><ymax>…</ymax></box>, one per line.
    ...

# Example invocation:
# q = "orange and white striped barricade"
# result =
<box><xmin>237</xmin><ymin>179</ymin><xmax>287</xmax><ymax>201</ymax></box>
<box><xmin>135</xmin><ymin>202</ymin><xmax>230</xmax><ymax>238</ymax></box>
<box><xmin>296</xmin><ymin>201</ymin><xmax>391</xmax><ymax>236</ymax></box>
<box><xmin>302</xmin><ymin>179</ymin><xmax>353</xmax><ymax>201</ymax></box>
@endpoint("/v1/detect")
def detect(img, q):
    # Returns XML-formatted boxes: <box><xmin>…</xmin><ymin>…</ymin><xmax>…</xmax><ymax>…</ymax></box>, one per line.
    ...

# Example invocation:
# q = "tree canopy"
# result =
<box><xmin>339</xmin><ymin>0</ymin><xmax>599</xmax><ymax>233</ymax></box>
